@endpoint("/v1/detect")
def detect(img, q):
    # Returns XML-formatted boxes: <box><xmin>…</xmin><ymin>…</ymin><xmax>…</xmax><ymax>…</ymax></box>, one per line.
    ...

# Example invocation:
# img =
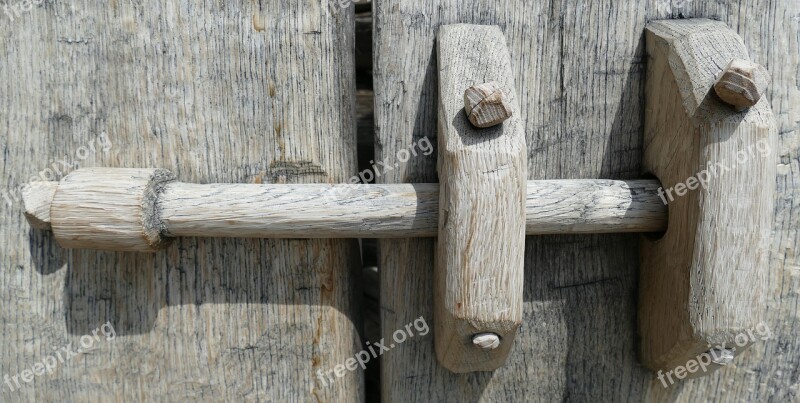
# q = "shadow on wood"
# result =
<box><xmin>28</xmin><ymin>229</ymin><xmax>361</xmax><ymax>338</ymax></box>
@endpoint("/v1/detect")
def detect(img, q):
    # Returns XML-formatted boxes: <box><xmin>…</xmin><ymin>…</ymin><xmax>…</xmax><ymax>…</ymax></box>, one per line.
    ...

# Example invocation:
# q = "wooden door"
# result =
<box><xmin>0</xmin><ymin>1</ymin><xmax>362</xmax><ymax>401</ymax></box>
<box><xmin>374</xmin><ymin>1</ymin><xmax>799</xmax><ymax>401</ymax></box>
<box><xmin>2</xmin><ymin>1</ymin><xmax>798</xmax><ymax>402</ymax></box>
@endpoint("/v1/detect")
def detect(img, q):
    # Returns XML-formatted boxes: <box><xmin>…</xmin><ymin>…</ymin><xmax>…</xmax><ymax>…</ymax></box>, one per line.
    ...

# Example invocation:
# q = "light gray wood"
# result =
<box><xmin>21</xmin><ymin>181</ymin><xmax>58</xmax><ymax>230</ymax></box>
<box><xmin>524</xmin><ymin>179</ymin><xmax>666</xmax><ymax>234</ymax></box>
<box><xmin>434</xmin><ymin>24</ymin><xmax>527</xmax><ymax>373</ymax></box>
<box><xmin>164</xmin><ymin>179</ymin><xmax>665</xmax><ymax>238</ymax></box>
<box><xmin>374</xmin><ymin>1</ymin><xmax>799</xmax><ymax>402</ymax></box>
<box><xmin>51</xmin><ymin>168</ymin><xmax>176</xmax><ymax>252</ymax></box>
<box><xmin>0</xmin><ymin>1</ymin><xmax>362</xmax><ymax>401</ymax></box>
<box><xmin>23</xmin><ymin>172</ymin><xmax>667</xmax><ymax>242</ymax></box>
<box><xmin>640</xmin><ymin>19</ymin><xmax>776</xmax><ymax>376</ymax></box>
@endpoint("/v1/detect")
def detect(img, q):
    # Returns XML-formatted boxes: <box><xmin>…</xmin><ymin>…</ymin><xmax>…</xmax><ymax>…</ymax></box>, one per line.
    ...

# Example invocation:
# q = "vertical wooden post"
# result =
<box><xmin>435</xmin><ymin>24</ymin><xmax>527</xmax><ymax>372</ymax></box>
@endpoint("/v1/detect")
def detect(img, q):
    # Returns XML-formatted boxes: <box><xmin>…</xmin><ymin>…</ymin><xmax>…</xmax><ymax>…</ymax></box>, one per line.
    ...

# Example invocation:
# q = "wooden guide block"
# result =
<box><xmin>435</xmin><ymin>24</ymin><xmax>527</xmax><ymax>373</ymax></box>
<box><xmin>640</xmin><ymin>19</ymin><xmax>776</xmax><ymax>376</ymax></box>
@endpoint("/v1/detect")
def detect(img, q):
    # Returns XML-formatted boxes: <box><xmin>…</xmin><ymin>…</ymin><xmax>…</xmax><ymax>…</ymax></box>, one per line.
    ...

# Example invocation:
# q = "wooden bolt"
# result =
<box><xmin>23</xmin><ymin>171</ymin><xmax>667</xmax><ymax>249</ymax></box>
<box><xmin>472</xmin><ymin>333</ymin><xmax>501</xmax><ymax>350</ymax></box>
<box><xmin>463</xmin><ymin>81</ymin><xmax>513</xmax><ymax>128</ymax></box>
<box><xmin>713</xmin><ymin>58</ymin><xmax>770</xmax><ymax>108</ymax></box>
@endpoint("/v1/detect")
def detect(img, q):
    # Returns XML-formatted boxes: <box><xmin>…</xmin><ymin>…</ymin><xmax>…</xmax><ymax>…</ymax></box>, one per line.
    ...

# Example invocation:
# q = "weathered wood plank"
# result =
<box><xmin>0</xmin><ymin>1</ymin><xmax>362</xmax><ymax>401</ymax></box>
<box><xmin>374</xmin><ymin>1</ymin><xmax>799</xmax><ymax>401</ymax></box>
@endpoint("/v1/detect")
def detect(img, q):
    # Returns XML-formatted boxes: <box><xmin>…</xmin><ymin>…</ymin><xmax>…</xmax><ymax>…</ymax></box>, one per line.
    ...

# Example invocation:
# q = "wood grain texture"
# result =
<box><xmin>374</xmin><ymin>1</ymin><xmax>799</xmax><ymax>402</ymax></box>
<box><xmin>26</xmin><ymin>173</ymin><xmax>667</xmax><ymax>242</ymax></box>
<box><xmin>525</xmin><ymin>179</ymin><xmax>667</xmax><ymax>234</ymax></box>
<box><xmin>0</xmin><ymin>1</ymin><xmax>362</xmax><ymax>401</ymax></box>
<box><xmin>21</xmin><ymin>181</ymin><xmax>58</xmax><ymax>230</ymax></box>
<box><xmin>22</xmin><ymin>168</ymin><xmax>667</xmax><ymax>241</ymax></box>
<box><xmin>640</xmin><ymin>18</ymin><xmax>776</xmax><ymax>375</ymax></box>
<box><xmin>165</xmin><ymin>179</ymin><xmax>668</xmax><ymax>238</ymax></box>
<box><xmin>434</xmin><ymin>24</ymin><xmax>527</xmax><ymax>373</ymax></box>
<box><xmin>51</xmin><ymin>168</ymin><xmax>176</xmax><ymax>252</ymax></box>
<box><xmin>161</xmin><ymin>181</ymin><xmax>441</xmax><ymax>239</ymax></box>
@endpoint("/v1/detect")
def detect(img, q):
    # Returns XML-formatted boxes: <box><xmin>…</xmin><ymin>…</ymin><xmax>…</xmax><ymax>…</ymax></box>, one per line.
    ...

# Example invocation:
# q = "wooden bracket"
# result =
<box><xmin>433</xmin><ymin>24</ymin><xmax>526</xmax><ymax>373</ymax></box>
<box><xmin>640</xmin><ymin>19</ymin><xmax>776</xmax><ymax>376</ymax></box>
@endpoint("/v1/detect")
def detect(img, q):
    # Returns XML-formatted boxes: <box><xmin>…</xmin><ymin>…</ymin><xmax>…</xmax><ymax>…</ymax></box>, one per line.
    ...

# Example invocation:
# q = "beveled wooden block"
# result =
<box><xmin>435</xmin><ymin>24</ymin><xmax>526</xmax><ymax>373</ymax></box>
<box><xmin>640</xmin><ymin>19</ymin><xmax>776</xmax><ymax>377</ymax></box>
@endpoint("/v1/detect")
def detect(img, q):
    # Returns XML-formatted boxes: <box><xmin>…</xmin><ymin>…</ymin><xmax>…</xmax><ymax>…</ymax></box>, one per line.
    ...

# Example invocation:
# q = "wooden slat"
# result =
<box><xmin>0</xmin><ymin>1</ymin><xmax>362</xmax><ymax>401</ymax></box>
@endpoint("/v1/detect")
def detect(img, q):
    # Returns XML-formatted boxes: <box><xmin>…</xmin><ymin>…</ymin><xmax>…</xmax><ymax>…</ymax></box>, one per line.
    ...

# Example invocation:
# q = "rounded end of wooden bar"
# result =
<box><xmin>21</xmin><ymin>181</ymin><xmax>59</xmax><ymax>230</ymax></box>
<box><xmin>50</xmin><ymin>168</ymin><xmax>176</xmax><ymax>252</ymax></box>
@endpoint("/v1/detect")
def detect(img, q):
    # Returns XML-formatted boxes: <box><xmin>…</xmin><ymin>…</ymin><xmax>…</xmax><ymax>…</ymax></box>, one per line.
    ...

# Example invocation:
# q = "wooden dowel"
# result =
<box><xmin>24</xmin><ymin>170</ymin><xmax>667</xmax><ymax>248</ymax></box>
<box><xmin>159</xmin><ymin>182</ymin><xmax>440</xmax><ymax>239</ymax></box>
<box><xmin>158</xmin><ymin>180</ymin><xmax>666</xmax><ymax>239</ymax></box>
<box><xmin>525</xmin><ymin>179</ymin><xmax>667</xmax><ymax>234</ymax></box>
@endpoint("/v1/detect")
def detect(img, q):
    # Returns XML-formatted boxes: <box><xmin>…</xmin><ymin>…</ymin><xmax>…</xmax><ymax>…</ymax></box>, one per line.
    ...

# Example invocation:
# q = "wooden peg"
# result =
<box><xmin>641</xmin><ymin>19</ymin><xmax>776</xmax><ymax>376</ymax></box>
<box><xmin>464</xmin><ymin>81</ymin><xmax>513</xmax><ymax>128</ymax></box>
<box><xmin>472</xmin><ymin>333</ymin><xmax>501</xmax><ymax>350</ymax></box>
<box><xmin>714</xmin><ymin>58</ymin><xmax>770</xmax><ymax>108</ymax></box>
